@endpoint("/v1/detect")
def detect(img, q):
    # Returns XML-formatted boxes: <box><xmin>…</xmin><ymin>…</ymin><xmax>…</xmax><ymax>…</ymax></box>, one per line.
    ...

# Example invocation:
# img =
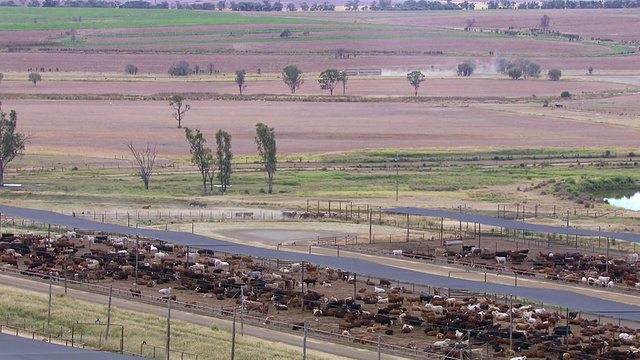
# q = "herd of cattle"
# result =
<box><xmin>2</xmin><ymin>231</ymin><xmax>640</xmax><ymax>359</ymax></box>
<box><xmin>400</xmin><ymin>244</ymin><xmax>640</xmax><ymax>291</ymax></box>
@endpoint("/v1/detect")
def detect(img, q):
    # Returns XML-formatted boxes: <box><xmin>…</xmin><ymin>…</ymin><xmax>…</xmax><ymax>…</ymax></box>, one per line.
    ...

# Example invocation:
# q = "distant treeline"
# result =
<box><xmin>0</xmin><ymin>0</ymin><xmax>637</xmax><ymax>10</ymax></box>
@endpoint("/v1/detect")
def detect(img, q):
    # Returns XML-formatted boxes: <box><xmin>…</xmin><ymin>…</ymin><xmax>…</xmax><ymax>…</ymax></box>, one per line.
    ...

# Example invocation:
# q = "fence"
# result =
<box><xmin>3</xmin><ymin>252</ymin><xmax>640</xmax><ymax>360</ymax></box>
<box><xmin>0</xmin><ymin>318</ymin><xmax>84</xmax><ymax>349</ymax></box>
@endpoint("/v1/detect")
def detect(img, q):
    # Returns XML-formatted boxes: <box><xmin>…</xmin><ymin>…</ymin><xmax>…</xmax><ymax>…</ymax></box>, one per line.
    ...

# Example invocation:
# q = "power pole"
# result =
<box><xmin>106</xmin><ymin>285</ymin><xmax>112</xmax><ymax>340</ymax></box>
<box><xmin>395</xmin><ymin>153</ymin><xmax>399</xmax><ymax>201</ymax></box>
<box><xmin>166</xmin><ymin>297</ymin><xmax>171</xmax><ymax>360</ymax></box>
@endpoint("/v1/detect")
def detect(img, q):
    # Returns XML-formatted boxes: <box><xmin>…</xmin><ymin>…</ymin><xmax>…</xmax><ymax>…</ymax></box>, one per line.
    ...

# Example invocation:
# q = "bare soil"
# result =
<box><xmin>7</xmin><ymin>96</ymin><xmax>640</xmax><ymax>160</ymax></box>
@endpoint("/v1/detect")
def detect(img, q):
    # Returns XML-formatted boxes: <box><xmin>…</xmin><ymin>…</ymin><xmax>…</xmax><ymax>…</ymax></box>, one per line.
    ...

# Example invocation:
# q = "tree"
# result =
<box><xmin>254</xmin><ymin>123</ymin><xmax>276</xmax><ymax>194</ymax></box>
<box><xmin>286</xmin><ymin>2</ymin><xmax>295</xmax><ymax>10</ymax></box>
<box><xmin>299</xmin><ymin>1</ymin><xmax>308</xmax><ymax>10</ymax></box>
<box><xmin>185</xmin><ymin>127</ymin><xmax>214</xmax><ymax>193</ymax></box>
<box><xmin>126</xmin><ymin>141</ymin><xmax>156</xmax><ymax>190</ymax></box>
<box><xmin>207</xmin><ymin>63</ymin><xmax>215</xmax><ymax>75</ymax></box>
<box><xmin>168</xmin><ymin>61</ymin><xmax>190</xmax><ymax>76</ymax></box>
<box><xmin>169</xmin><ymin>95</ymin><xmax>191</xmax><ymax>129</ymax></box>
<box><xmin>215</xmin><ymin>129</ymin><xmax>233</xmax><ymax>192</ymax></box>
<box><xmin>406</xmin><ymin>70</ymin><xmax>425</xmax><ymax>96</ymax></box>
<box><xmin>495</xmin><ymin>58</ymin><xmax>509</xmax><ymax>73</ymax></box>
<box><xmin>0</xmin><ymin>73</ymin><xmax>3</xmax><ymax>84</ymax></box>
<box><xmin>525</xmin><ymin>62</ymin><xmax>541</xmax><ymax>78</ymax></box>
<box><xmin>235</xmin><ymin>69</ymin><xmax>246</xmax><ymax>94</ymax></box>
<box><xmin>0</xmin><ymin>106</ymin><xmax>26</xmax><ymax>187</ymax></box>
<box><xmin>124</xmin><ymin>64</ymin><xmax>139</xmax><ymax>75</ymax></box>
<box><xmin>548</xmin><ymin>68</ymin><xmax>562</xmax><ymax>81</ymax></box>
<box><xmin>28</xmin><ymin>72</ymin><xmax>41</xmax><ymax>86</ymax></box>
<box><xmin>540</xmin><ymin>14</ymin><xmax>550</xmax><ymax>29</ymax></box>
<box><xmin>338</xmin><ymin>70</ymin><xmax>348</xmax><ymax>95</ymax></box>
<box><xmin>507</xmin><ymin>66</ymin><xmax>522</xmax><ymax>79</ymax></box>
<box><xmin>588</xmin><ymin>66</ymin><xmax>593</xmax><ymax>75</ymax></box>
<box><xmin>465</xmin><ymin>18</ymin><xmax>476</xmax><ymax>29</ymax></box>
<box><xmin>216</xmin><ymin>0</ymin><xmax>225</xmax><ymax>9</ymax></box>
<box><xmin>318</xmin><ymin>68</ymin><xmax>340</xmax><ymax>95</ymax></box>
<box><xmin>456</xmin><ymin>60</ymin><xmax>475</xmax><ymax>76</ymax></box>
<box><xmin>282</xmin><ymin>65</ymin><xmax>304</xmax><ymax>94</ymax></box>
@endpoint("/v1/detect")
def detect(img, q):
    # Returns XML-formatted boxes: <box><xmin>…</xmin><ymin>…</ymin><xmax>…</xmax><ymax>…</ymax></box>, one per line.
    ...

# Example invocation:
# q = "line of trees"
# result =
<box><xmin>496</xmin><ymin>58</ymin><xmax>543</xmax><ymax>80</ymax></box>
<box><xmin>180</xmin><ymin>121</ymin><xmax>275</xmax><ymax>194</ymax></box>
<box><xmin>492</xmin><ymin>0</ymin><xmax>638</xmax><ymax>9</ymax></box>
<box><xmin>2</xmin><ymin>0</ymin><xmax>635</xmax><ymax>9</ymax></box>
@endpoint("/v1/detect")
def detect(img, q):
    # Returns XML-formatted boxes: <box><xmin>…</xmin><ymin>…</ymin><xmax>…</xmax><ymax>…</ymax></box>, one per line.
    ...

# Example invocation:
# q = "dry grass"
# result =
<box><xmin>0</xmin><ymin>284</ymin><xmax>343</xmax><ymax>360</ymax></box>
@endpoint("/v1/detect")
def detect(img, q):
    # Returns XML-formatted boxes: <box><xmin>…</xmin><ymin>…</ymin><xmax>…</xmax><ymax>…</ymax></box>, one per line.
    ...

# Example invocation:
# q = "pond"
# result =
<box><xmin>603</xmin><ymin>190</ymin><xmax>640</xmax><ymax>211</ymax></box>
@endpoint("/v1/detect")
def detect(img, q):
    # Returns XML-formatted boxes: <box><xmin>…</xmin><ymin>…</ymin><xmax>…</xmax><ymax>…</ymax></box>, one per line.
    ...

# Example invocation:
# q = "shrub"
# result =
<box><xmin>507</xmin><ymin>66</ymin><xmax>522</xmax><ymax>79</ymax></box>
<box><xmin>456</xmin><ymin>60</ymin><xmax>475</xmax><ymax>76</ymax></box>
<box><xmin>280</xmin><ymin>29</ymin><xmax>291</xmax><ymax>38</ymax></box>
<box><xmin>168</xmin><ymin>61</ymin><xmax>190</xmax><ymax>76</ymax></box>
<box><xmin>548</xmin><ymin>68</ymin><xmax>562</xmax><ymax>81</ymax></box>
<box><xmin>560</xmin><ymin>91</ymin><xmax>571</xmax><ymax>98</ymax></box>
<box><xmin>124</xmin><ymin>64</ymin><xmax>138</xmax><ymax>75</ymax></box>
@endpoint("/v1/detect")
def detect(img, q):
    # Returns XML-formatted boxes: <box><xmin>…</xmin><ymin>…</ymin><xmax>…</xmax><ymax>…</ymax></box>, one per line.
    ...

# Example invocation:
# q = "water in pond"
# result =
<box><xmin>603</xmin><ymin>191</ymin><xmax>640</xmax><ymax>211</ymax></box>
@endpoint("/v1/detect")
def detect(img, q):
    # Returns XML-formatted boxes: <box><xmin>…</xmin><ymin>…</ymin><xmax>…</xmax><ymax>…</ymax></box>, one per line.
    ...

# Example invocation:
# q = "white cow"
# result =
<box><xmin>424</xmin><ymin>304</ymin><xmax>444</xmax><ymax>314</ymax></box>
<box><xmin>433</xmin><ymin>339</ymin><xmax>451</xmax><ymax>349</ymax></box>
<box><xmin>158</xmin><ymin>287</ymin><xmax>171</xmax><ymax>294</ymax></box>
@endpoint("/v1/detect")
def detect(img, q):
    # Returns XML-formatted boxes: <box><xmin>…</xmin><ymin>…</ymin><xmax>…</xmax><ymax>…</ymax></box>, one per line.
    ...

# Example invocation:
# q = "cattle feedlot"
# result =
<box><xmin>2</xmin><ymin>5</ymin><xmax>640</xmax><ymax>360</ymax></box>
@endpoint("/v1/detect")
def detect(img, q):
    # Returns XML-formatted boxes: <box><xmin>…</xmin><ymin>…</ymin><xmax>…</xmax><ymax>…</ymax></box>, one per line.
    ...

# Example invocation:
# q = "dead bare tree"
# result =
<box><xmin>126</xmin><ymin>141</ymin><xmax>157</xmax><ymax>190</ymax></box>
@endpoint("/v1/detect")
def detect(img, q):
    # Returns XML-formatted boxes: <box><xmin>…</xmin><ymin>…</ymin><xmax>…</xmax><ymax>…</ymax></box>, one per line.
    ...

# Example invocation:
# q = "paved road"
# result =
<box><xmin>0</xmin><ymin>275</ymin><xmax>410</xmax><ymax>360</ymax></box>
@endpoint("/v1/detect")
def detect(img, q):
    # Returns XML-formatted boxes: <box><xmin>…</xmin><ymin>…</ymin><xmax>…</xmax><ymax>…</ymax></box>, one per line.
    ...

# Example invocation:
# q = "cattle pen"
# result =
<box><xmin>3</xmin><ymin>204</ymin><xmax>640</xmax><ymax>360</ymax></box>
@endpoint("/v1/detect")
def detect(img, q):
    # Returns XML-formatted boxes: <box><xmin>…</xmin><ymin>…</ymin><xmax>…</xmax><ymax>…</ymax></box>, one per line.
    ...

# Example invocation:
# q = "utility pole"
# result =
<box><xmin>395</xmin><ymin>153</ymin><xmax>399</xmax><ymax>201</ymax></box>
<box><xmin>135</xmin><ymin>236</ymin><xmax>139</xmax><ymax>290</ymax></box>
<box><xmin>47</xmin><ymin>273</ymin><xmax>52</xmax><ymax>326</ymax></box>
<box><xmin>231</xmin><ymin>310</ymin><xmax>236</xmax><ymax>360</ymax></box>
<box><xmin>106</xmin><ymin>285</ymin><xmax>112</xmax><ymax>340</ymax></box>
<box><xmin>369</xmin><ymin>208</ymin><xmax>373</xmax><ymax>244</ymax></box>
<box><xmin>302</xmin><ymin>321</ymin><xmax>308</xmax><ymax>360</ymax></box>
<box><xmin>166</xmin><ymin>297</ymin><xmax>171</xmax><ymax>360</ymax></box>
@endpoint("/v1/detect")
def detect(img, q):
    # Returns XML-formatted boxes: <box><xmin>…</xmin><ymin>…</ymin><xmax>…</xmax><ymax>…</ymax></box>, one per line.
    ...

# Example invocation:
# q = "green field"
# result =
<box><xmin>6</xmin><ymin>148</ymin><xmax>639</xmax><ymax>209</ymax></box>
<box><xmin>0</xmin><ymin>7</ymin><xmax>332</xmax><ymax>31</ymax></box>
